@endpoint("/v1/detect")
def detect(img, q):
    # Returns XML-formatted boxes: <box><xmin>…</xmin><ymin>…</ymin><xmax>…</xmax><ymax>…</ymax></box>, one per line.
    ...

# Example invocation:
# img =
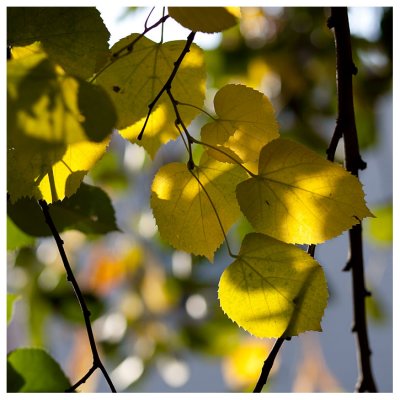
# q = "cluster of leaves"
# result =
<box><xmin>7</xmin><ymin>6</ymin><xmax>375</xmax><ymax>392</ymax></box>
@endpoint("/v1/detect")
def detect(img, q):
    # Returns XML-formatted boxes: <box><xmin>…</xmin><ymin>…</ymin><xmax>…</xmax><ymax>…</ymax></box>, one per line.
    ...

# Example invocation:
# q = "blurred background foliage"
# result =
<box><xmin>7</xmin><ymin>7</ymin><xmax>392</xmax><ymax>392</ymax></box>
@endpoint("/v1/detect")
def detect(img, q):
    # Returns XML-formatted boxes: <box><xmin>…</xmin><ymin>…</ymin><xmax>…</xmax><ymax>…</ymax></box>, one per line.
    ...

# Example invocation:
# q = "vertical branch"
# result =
<box><xmin>329</xmin><ymin>7</ymin><xmax>377</xmax><ymax>392</ymax></box>
<box><xmin>38</xmin><ymin>200</ymin><xmax>117</xmax><ymax>393</ymax></box>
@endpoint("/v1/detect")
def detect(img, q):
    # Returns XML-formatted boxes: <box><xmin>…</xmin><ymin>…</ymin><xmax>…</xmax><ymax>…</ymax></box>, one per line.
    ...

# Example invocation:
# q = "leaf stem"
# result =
<box><xmin>189</xmin><ymin>169</ymin><xmax>237</xmax><ymax>259</ymax></box>
<box><xmin>191</xmin><ymin>136</ymin><xmax>257</xmax><ymax>178</ymax></box>
<box><xmin>38</xmin><ymin>200</ymin><xmax>116</xmax><ymax>393</ymax></box>
<box><xmin>89</xmin><ymin>13</ymin><xmax>170</xmax><ymax>83</ymax></box>
<box><xmin>329</xmin><ymin>7</ymin><xmax>376</xmax><ymax>392</ymax></box>
<box><xmin>138</xmin><ymin>31</ymin><xmax>196</xmax><ymax>140</ymax></box>
<box><xmin>160</xmin><ymin>7</ymin><xmax>166</xmax><ymax>43</ymax></box>
<box><xmin>167</xmin><ymin>88</ymin><xmax>195</xmax><ymax>169</ymax></box>
<box><xmin>175</xmin><ymin>100</ymin><xmax>217</xmax><ymax>120</ymax></box>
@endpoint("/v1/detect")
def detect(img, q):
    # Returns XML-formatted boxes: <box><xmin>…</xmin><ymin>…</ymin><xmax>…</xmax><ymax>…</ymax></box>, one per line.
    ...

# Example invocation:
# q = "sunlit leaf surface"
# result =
<box><xmin>168</xmin><ymin>7</ymin><xmax>240</xmax><ymax>33</ymax></box>
<box><xmin>8</xmin><ymin>53</ymin><xmax>116</xmax><ymax>145</ymax></box>
<box><xmin>219</xmin><ymin>233</ymin><xmax>328</xmax><ymax>338</ymax></box>
<box><xmin>151</xmin><ymin>153</ymin><xmax>247</xmax><ymax>261</ymax></box>
<box><xmin>97</xmin><ymin>35</ymin><xmax>205</xmax><ymax>157</ymax></box>
<box><xmin>201</xmin><ymin>84</ymin><xmax>279</xmax><ymax>168</ymax></box>
<box><xmin>237</xmin><ymin>138</ymin><xmax>373</xmax><ymax>244</ymax></box>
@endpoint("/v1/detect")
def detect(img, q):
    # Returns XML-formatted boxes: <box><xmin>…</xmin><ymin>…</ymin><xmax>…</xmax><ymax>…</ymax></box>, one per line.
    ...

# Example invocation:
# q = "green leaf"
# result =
<box><xmin>236</xmin><ymin>138</ymin><xmax>373</xmax><ymax>244</ymax></box>
<box><xmin>7</xmin><ymin>7</ymin><xmax>110</xmax><ymax>79</ymax></box>
<box><xmin>201</xmin><ymin>84</ymin><xmax>279</xmax><ymax>169</ymax></box>
<box><xmin>218</xmin><ymin>233</ymin><xmax>328</xmax><ymax>338</ymax></box>
<box><xmin>7</xmin><ymin>293</ymin><xmax>20</xmax><ymax>324</ymax></box>
<box><xmin>7</xmin><ymin>348</ymin><xmax>71</xmax><ymax>392</ymax></box>
<box><xmin>168</xmin><ymin>7</ymin><xmax>240</xmax><ymax>33</ymax></box>
<box><xmin>97</xmin><ymin>35</ymin><xmax>205</xmax><ymax>157</ymax></box>
<box><xmin>7</xmin><ymin>51</ymin><xmax>115</xmax><ymax>203</ymax></box>
<box><xmin>8</xmin><ymin>183</ymin><xmax>119</xmax><ymax>236</ymax></box>
<box><xmin>7</xmin><ymin>217</ymin><xmax>35</xmax><ymax>250</ymax></box>
<box><xmin>151</xmin><ymin>153</ymin><xmax>247</xmax><ymax>261</ymax></box>
<box><xmin>7</xmin><ymin>53</ymin><xmax>116</xmax><ymax>144</ymax></box>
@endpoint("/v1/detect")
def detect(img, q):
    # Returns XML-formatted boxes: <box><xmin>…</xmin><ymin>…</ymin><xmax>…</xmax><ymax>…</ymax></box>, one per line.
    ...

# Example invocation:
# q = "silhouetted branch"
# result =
<box><xmin>253</xmin><ymin>337</ymin><xmax>285</xmax><ymax>393</ymax></box>
<box><xmin>38</xmin><ymin>200</ymin><xmax>116</xmax><ymax>393</ymax></box>
<box><xmin>328</xmin><ymin>7</ymin><xmax>377</xmax><ymax>392</ymax></box>
<box><xmin>89</xmin><ymin>12</ymin><xmax>170</xmax><ymax>83</ymax></box>
<box><xmin>138</xmin><ymin>30</ymin><xmax>196</xmax><ymax>140</ymax></box>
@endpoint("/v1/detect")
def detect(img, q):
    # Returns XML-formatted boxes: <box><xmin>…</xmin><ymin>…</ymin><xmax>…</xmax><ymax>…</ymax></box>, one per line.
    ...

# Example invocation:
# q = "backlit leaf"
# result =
<box><xmin>8</xmin><ymin>183</ymin><xmax>119</xmax><ymax>236</ymax></box>
<box><xmin>8</xmin><ymin>132</ymin><xmax>111</xmax><ymax>203</ymax></box>
<box><xmin>7</xmin><ymin>7</ymin><xmax>110</xmax><ymax>79</ymax></box>
<box><xmin>201</xmin><ymin>84</ymin><xmax>279</xmax><ymax>167</ymax></box>
<box><xmin>7</xmin><ymin>53</ymin><xmax>116</xmax><ymax>144</ymax></box>
<box><xmin>218</xmin><ymin>233</ymin><xmax>328</xmax><ymax>338</ymax></box>
<box><xmin>236</xmin><ymin>138</ymin><xmax>373</xmax><ymax>244</ymax></box>
<box><xmin>7</xmin><ymin>348</ymin><xmax>71</xmax><ymax>392</ymax></box>
<box><xmin>97</xmin><ymin>35</ymin><xmax>206</xmax><ymax>153</ymax></box>
<box><xmin>151</xmin><ymin>153</ymin><xmax>247</xmax><ymax>261</ymax></box>
<box><xmin>168</xmin><ymin>7</ymin><xmax>240</xmax><ymax>33</ymax></box>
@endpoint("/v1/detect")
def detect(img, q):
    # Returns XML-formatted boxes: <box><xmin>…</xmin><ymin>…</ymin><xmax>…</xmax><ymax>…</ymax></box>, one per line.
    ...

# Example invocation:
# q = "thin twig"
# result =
<box><xmin>329</xmin><ymin>7</ymin><xmax>377</xmax><ymax>392</ymax></box>
<box><xmin>326</xmin><ymin>121</ymin><xmax>343</xmax><ymax>162</ymax></box>
<box><xmin>191</xmin><ymin>137</ymin><xmax>257</xmax><ymax>177</ymax></box>
<box><xmin>65</xmin><ymin>365</ymin><xmax>97</xmax><ymax>393</ymax></box>
<box><xmin>167</xmin><ymin>89</ymin><xmax>237</xmax><ymax>258</ymax></box>
<box><xmin>160</xmin><ymin>7</ymin><xmax>166</xmax><ymax>43</ymax></box>
<box><xmin>168</xmin><ymin>88</ymin><xmax>256</xmax><ymax>178</ymax></box>
<box><xmin>253</xmin><ymin>337</ymin><xmax>285</xmax><ymax>393</ymax></box>
<box><xmin>167</xmin><ymin>88</ymin><xmax>196</xmax><ymax>169</ymax></box>
<box><xmin>138</xmin><ymin>31</ymin><xmax>196</xmax><ymax>140</ymax></box>
<box><xmin>38</xmin><ymin>200</ymin><xmax>116</xmax><ymax>393</ymax></box>
<box><xmin>89</xmin><ymin>13</ymin><xmax>170</xmax><ymax>83</ymax></box>
<box><xmin>175</xmin><ymin>100</ymin><xmax>217</xmax><ymax>120</ymax></box>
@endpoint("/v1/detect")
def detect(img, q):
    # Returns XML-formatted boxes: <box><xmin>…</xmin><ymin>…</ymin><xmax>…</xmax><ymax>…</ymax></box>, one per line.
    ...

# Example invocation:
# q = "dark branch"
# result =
<box><xmin>326</xmin><ymin>121</ymin><xmax>343</xmax><ymax>162</ymax></box>
<box><xmin>38</xmin><ymin>200</ymin><xmax>117</xmax><ymax>393</ymax></box>
<box><xmin>65</xmin><ymin>364</ymin><xmax>97</xmax><ymax>393</ymax></box>
<box><xmin>253</xmin><ymin>337</ymin><xmax>285</xmax><ymax>393</ymax></box>
<box><xmin>89</xmin><ymin>13</ymin><xmax>170</xmax><ymax>83</ymax></box>
<box><xmin>329</xmin><ymin>7</ymin><xmax>377</xmax><ymax>392</ymax></box>
<box><xmin>138</xmin><ymin>31</ymin><xmax>196</xmax><ymax>140</ymax></box>
<box><xmin>112</xmin><ymin>13</ymin><xmax>169</xmax><ymax>59</ymax></box>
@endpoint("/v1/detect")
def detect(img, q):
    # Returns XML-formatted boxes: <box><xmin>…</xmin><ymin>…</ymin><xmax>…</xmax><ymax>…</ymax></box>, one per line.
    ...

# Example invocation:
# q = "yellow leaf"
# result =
<box><xmin>37</xmin><ymin>139</ymin><xmax>111</xmax><ymax>203</ymax></box>
<box><xmin>8</xmin><ymin>134</ymin><xmax>110</xmax><ymax>203</ymax></box>
<box><xmin>168</xmin><ymin>7</ymin><xmax>240</xmax><ymax>33</ymax></box>
<box><xmin>11</xmin><ymin>41</ymin><xmax>43</xmax><ymax>59</ymax></box>
<box><xmin>201</xmin><ymin>84</ymin><xmax>279</xmax><ymax>166</ymax></box>
<box><xmin>236</xmin><ymin>138</ymin><xmax>373</xmax><ymax>244</ymax></box>
<box><xmin>120</xmin><ymin>102</ymin><xmax>176</xmax><ymax>159</ymax></box>
<box><xmin>8</xmin><ymin>53</ymin><xmax>116</xmax><ymax>145</ymax></box>
<box><xmin>151</xmin><ymin>153</ymin><xmax>247</xmax><ymax>261</ymax></box>
<box><xmin>97</xmin><ymin>35</ymin><xmax>205</xmax><ymax>152</ymax></box>
<box><xmin>218</xmin><ymin>233</ymin><xmax>328</xmax><ymax>338</ymax></box>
